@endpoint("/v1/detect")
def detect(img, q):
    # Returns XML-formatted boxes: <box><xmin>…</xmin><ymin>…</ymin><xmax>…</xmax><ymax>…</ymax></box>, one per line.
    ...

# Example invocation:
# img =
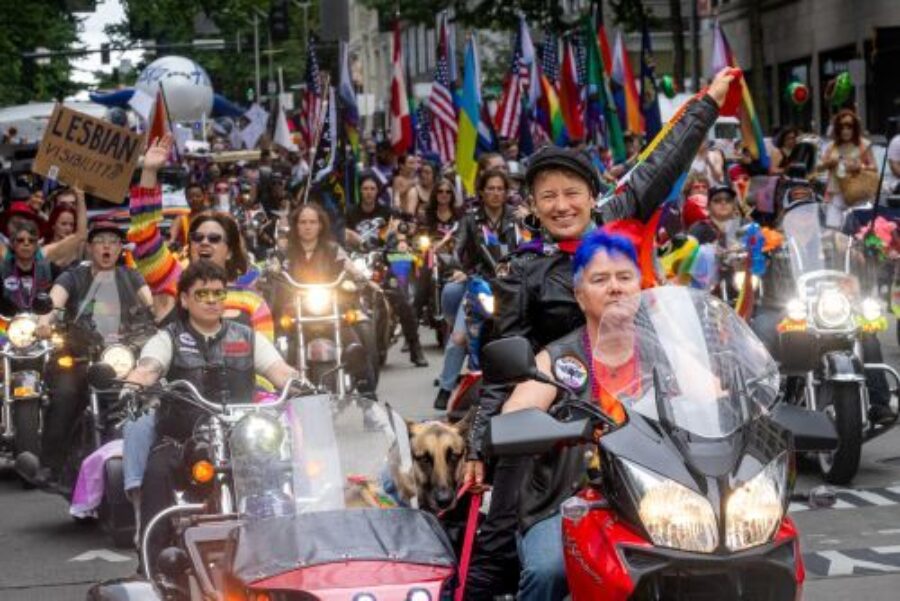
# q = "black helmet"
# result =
<box><xmin>524</xmin><ymin>146</ymin><xmax>602</xmax><ymax>196</ymax></box>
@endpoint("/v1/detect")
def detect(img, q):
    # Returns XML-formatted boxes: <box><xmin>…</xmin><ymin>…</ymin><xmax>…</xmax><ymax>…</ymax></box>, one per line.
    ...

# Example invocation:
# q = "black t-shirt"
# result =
<box><xmin>347</xmin><ymin>203</ymin><xmax>391</xmax><ymax>231</ymax></box>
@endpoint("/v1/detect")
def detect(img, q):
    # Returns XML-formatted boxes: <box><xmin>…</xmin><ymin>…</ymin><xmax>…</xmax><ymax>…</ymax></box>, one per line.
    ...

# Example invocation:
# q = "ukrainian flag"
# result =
<box><xmin>456</xmin><ymin>37</ymin><xmax>479</xmax><ymax>195</ymax></box>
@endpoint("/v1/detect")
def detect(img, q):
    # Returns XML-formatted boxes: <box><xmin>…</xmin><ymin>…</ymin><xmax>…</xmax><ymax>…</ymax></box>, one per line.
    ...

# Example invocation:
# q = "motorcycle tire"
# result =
<box><xmin>817</xmin><ymin>382</ymin><xmax>863</xmax><ymax>485</ymax></box>
<box><xmin>12</xmin><ymin>398</ymin><xmax>41</xmax><ymax>459</ymax></box>
<box><xmin>99</xmin><ymin>457</ymin><xmax>136</xmax><ymax>549</ymax></box>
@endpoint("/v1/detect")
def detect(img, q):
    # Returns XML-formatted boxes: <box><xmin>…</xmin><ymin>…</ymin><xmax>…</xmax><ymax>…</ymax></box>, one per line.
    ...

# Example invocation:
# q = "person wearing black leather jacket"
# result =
<box><xmin>433</xmin><ymin>169</ymin><xmax>519</xmax><ymax>409</ymax></box>
<box><xmin>461</xmin><ymin>68</ymin><xmax>734</xmax><ymax>600</ymax></box>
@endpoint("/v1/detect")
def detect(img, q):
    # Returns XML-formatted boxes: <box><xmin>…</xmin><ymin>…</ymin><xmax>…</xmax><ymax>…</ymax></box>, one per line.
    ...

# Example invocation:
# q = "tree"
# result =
<box><xmin>0</xmin><ymin>0</ymin><xmax>80</xmax><ymax>105</ymax></box>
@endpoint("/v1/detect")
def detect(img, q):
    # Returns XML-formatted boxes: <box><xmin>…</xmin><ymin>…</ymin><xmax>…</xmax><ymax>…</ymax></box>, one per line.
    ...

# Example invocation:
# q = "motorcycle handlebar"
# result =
<box><xmin>164</xmin><ymin>377</ymin><xmax>305</xmax><ymax>416</ymax></box>
<box><xmin>274</xmin><ymin>270</ymin><xmax>348</xmax><ymax>291</ymax></box>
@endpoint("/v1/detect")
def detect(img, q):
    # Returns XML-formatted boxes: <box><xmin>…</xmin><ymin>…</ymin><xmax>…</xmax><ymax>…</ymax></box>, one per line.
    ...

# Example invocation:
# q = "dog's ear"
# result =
<box><xmin>406</xmin><ymin>419</ymin><xmax>422</xmax><ymax>437</ymax></box>
<box><xmin>451</xmin><ymin>407</ymin><xmax>476</xmax><ymax>438</ymax></box>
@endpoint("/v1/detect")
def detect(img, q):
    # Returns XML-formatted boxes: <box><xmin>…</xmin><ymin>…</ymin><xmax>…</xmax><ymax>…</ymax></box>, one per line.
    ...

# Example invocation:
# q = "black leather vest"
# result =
<box><xmin>519</xmin><ymin>327</ymin><xmax>593</xmax><ymax>533</ymax></box>
<box><xmin>62</xmin><ymin>264</ymin><xmax>144</xmax><ymax>331</ymax></box>
<box><xmin>0</xmin><ymin>255</ymin><xmax>54</xmax><ymax>312</ymax></box>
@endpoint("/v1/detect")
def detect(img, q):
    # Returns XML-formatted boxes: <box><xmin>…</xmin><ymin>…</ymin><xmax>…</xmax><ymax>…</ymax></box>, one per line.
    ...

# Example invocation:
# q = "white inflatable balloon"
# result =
<box><xmin>134</xmin><ymin>56</ymin><xmax>214</xmax><ymax>122</ymax></box>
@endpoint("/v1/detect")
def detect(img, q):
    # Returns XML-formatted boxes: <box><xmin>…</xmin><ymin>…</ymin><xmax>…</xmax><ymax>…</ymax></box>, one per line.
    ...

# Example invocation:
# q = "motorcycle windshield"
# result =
<box><xmin>230</xmin><ymin>396</ymin><xmax>454</xmax><ymax>582</ymax></box>
<box><xmin>598</xmin><ymin>287</ymin><xmax>779</xmax><ymax>439</ymax></box>
<box><xmin>782</xmin><ymin>203</ymin><xmax>855</xmax><ymax>278</ymax></box>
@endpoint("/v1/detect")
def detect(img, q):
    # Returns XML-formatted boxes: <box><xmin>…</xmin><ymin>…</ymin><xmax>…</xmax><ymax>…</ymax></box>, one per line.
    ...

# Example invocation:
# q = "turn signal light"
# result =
<box><xmin>57</xmin><ymin>355</ymin><xmax>74</xmax><ymax>368</ymax></box>
<box><xmin>343</xmin><ymin>309</ymin><xmax>362</xmax><ymax>325</ymax></box>
<box><xmin>278</xmin><ymin>315</ymin><xmax>294</xmax><ymax>330</ymax></box>
<box><xmin>192</xmin><ymin>460</ymin><xmax>215</xmax><ymax>484</ymax></box>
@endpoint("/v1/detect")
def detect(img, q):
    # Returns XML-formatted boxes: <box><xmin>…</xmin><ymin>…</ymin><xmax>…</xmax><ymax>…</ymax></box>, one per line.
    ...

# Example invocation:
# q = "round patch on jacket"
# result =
<box><xmin>4</xmin><ymin>276</ymin><xmax>19</xmax><ymax>291</ymax></box>
<box><xmin>179</xmin><ymin>332</ymin><xmax>196</xmax><ymax>347</ymax></box>
<box><xmin>553</xmin><ymin>355</ymin><xmax>588</xmax><ymax>391</ymax></box>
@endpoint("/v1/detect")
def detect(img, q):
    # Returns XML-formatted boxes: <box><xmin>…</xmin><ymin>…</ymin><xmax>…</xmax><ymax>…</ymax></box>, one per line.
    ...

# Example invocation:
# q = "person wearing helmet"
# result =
<box><xmin>461</xmin><ymin>67</ymin><xmax>737</xmax><ymax>599</ymax></box>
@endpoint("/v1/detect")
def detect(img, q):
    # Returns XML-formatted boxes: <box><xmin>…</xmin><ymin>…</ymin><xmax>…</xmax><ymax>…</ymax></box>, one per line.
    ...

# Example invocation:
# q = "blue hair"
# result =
<box><xmin>572</xmin><ymin>230</ymin><xmax>640</xmax><ymax>286</ymax></box>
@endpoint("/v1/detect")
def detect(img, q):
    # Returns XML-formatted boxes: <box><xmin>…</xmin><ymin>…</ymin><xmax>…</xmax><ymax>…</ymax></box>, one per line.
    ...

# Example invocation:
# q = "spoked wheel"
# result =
<box><xmin>817</xmin><ymin>382</ymin><xmax>863</xmax><ymax>485</ymax></box>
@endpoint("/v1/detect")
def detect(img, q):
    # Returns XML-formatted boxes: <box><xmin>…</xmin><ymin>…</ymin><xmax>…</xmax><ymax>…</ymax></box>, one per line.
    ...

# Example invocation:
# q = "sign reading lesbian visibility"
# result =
<box><xmin>32</xmin><ymin>104</ymin><xmax>145</xmax><ymax>204</ymax></box>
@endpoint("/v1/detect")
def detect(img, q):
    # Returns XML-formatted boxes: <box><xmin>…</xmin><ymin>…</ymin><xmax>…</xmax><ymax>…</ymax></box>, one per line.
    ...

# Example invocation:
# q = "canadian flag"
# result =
<box><xmin>390</xmin><ymin>22</ymin><xmax>413</xmax><ymax>155</ymax></box>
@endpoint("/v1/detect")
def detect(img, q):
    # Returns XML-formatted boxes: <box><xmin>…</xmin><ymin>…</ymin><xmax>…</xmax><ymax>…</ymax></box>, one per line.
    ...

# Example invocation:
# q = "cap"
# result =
<box><xmin>525</xmin><ymin>146</ymin><xmax>601</xmax><ymax>196</ymax></box>
<box><xmin>88</xmin><ymin>220</ymin><xmax>125</xmax><ymax>242</ymax></box>
<box><xmin>0</xmin><ymin>201</ymin><xmax>48</xmax><ymax>238</ymax></box>
<box><xmin>708</xmin><ymin>184</ymin><xmax>737</xmax><ymax>200</ymax></box>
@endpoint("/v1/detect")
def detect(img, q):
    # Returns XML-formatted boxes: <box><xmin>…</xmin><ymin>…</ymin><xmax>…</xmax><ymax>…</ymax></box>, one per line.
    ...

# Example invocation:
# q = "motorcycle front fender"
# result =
<box><xmin>85</xmin><ymin>579</ymin><xmax>161</xmax><ymax>601</ymax></box>
<box><xmin>821</xmin><ymin>351</ymin><xmax>866</xmax><ymax>383</ymax></box>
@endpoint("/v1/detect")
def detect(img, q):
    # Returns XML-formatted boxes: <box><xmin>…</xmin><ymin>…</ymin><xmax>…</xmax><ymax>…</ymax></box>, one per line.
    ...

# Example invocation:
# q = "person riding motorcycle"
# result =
<box><xmin>433</xmin><ymin>168</ymin><xmax>519</xmax><ymax>409</ymax></box>
<box><xmin>0</xmin><ymin>220</ymin><xmax>57</xmax><ymax>314</ymax></box>
<box><xmin>503</xmin><ymin>230</ymin><xmax>643</xmax><ymax>600</ymax></box>
<box><xmin>27</xmin><ymin>220</ymin><xmax>155</xmax><ymax>488</ymax></box>
<box><xmin>121</xmin><ymin>261</ymin><xmax>299</xmax><ymax>566</ymax></box>
<box><xmin>461</xmin><ymin>68</ymin><xmax>735</xmax><ymax>599</ymax></box>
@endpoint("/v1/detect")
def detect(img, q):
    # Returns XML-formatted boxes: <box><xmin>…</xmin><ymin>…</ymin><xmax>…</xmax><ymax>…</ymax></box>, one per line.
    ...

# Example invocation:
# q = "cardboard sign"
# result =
<box><xmin>32</xmin><ymin>104</ymin><xmax>145</xmax><ymax>204</ymax></box>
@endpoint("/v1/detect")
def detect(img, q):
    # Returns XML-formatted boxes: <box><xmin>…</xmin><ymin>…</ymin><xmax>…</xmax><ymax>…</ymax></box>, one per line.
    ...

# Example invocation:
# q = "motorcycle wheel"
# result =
<box><xmin>99</xmin><ymin>457</ymin><xmax>136</xmax><ymax>549</ymax></box>
<box><xmin>13</xmin><ymin>398</ymin><xmax>41</xmax><ymax>458</ymax></box>
<box><xmin>817</xmin><ymin>382</ymin><xmax>863</xmax><ymax>485</ymax></box>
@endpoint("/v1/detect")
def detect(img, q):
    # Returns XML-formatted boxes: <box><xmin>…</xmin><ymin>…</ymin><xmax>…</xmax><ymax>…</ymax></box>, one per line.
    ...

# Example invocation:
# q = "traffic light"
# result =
<box><xmin>269</xmin><ymin>0</ymin><xmax>289</xmax><ymax>41</ymax></box>
<box><xmin>100</xmin><ymin>43</ymin><xmax>110</xmax><ymax>65</ymax></box>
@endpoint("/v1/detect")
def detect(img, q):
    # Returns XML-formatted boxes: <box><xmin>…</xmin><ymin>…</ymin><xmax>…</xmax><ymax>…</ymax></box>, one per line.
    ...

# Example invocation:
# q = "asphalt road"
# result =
<box><xmin>2</xmin><ymin>328</ymin><xmax>900</xmax><ymax>600</ymax></box>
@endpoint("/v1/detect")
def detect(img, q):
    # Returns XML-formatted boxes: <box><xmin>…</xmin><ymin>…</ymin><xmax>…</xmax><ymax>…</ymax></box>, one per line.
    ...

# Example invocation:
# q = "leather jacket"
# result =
<box><xmin>468</xmin><ymin>94</ymin><xmax>720</xmax><ymax>460</ymax></box>
<box><xmin>450</xmin><ymin>205</ymin><xmax>519</xmax><ymax>277</ymax></box>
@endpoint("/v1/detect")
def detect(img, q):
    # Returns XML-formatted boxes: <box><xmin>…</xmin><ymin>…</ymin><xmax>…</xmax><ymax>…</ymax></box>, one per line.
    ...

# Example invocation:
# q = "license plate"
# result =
<box><xmin>13</xmin><ymin>386</ymin><xmax>35</xmax><ymax>397</ymax></box>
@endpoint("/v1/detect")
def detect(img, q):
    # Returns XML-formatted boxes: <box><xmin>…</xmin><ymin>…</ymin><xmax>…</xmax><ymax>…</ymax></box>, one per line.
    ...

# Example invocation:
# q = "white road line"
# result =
<box><xmin>840</xmin><ymin>490</ymin><xmax>898</xmax><ymax>506</ymax></box>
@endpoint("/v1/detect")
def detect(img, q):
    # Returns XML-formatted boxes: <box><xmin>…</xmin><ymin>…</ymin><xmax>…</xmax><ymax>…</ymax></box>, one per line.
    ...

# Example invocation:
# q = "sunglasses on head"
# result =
<box><xmin>192</xmin><ymin>288</ymin><xmax>227</xmax><ymax>303</ymax></box>
<box><xmin>190</xmin><ymin>231</ymin><xmax>225</xmax><ymax>244</ymax></box>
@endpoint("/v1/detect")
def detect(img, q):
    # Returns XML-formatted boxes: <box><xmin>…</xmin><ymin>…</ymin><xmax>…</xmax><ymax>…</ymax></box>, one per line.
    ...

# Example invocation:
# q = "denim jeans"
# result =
<box><xmin>123</xmin><ymin>412</ymin><xmax>157</xmax><ymax>492</ymax></box>
<box><xmin>517</xmin><ymin>512</ymin><xmax>568</xmax><ymax>601</ymax></box>
<box><xmin>438</xmin><ymin>281</ymin><xmax>468</xmax><ymax>392</ymax></box>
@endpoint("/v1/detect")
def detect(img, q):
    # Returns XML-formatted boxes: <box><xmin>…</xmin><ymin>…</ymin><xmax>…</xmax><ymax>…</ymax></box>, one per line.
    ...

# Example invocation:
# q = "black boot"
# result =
<box><xmin>410</xmin><ymin>339</ymin><xmax>429</xmax><ymax>367</ymax></box>
<box><xmin>433</xmin><ymin>388</ymin><xmax>451</xmax><ymax>410</ymax></box>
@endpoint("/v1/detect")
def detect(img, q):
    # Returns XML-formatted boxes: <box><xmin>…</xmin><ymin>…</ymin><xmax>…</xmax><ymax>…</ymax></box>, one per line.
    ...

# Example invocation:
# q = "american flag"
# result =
<box><xmin>414</xmin><ymin>102</ymin><xmax>433</xmax><ymax>154</ymax></box>
<box><xmin>299</xmin><ymin>37</ymin><xmax>323</xmax><ymax>151</ymax></box>
<box><xmin>428</xmin><ymin>13</ymin><xmax>457</xmax><ymax>164</ymax></box>
<box><xmin>542</xmin><ymin>29</ymin><xmax>560</xmax><ymax>84</ymax></box>
<box><xmin>494</xmin><ymin>28</ymin><xmax>528</xmax><ymax>140</ymax></box>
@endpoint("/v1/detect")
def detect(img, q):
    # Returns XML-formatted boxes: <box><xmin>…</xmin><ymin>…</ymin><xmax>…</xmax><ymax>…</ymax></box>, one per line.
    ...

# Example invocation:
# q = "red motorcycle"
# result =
<box><xmin>485</xmin><ymin>287</ymin><xmax>838</xmax><ymax>601</ymax></box>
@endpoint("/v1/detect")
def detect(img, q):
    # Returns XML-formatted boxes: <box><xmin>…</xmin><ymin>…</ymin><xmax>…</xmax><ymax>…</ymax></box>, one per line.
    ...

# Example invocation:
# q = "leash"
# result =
<box><xmin>447</xmin><ymin>481</ymin><xmax>482</xmax><ymax>601</ymax></box>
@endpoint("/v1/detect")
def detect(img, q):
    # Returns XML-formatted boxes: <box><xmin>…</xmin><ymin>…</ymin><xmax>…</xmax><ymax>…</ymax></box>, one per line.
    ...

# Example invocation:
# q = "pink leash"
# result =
<box><xmin>449</xmin><ymin>482</ymin><xmax>482</xmax><ymax>601</ymax></box>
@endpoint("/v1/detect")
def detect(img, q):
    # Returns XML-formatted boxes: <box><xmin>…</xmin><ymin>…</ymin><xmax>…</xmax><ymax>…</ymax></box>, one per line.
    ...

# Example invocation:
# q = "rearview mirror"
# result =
<box><xmin>87</xmin><ymin>363</ymin><xmax>118</xmax><ymax>390</ymax></box>
<box><xmin>482</xmin><ymin>337</ymin><xmax>537</xmax><ymax>385</ymax></box>
<box><xmin>770</xmin><ymin>403</ymin><xmax>838</xmax><ymax>452</ymax></box>
<box><xmin>489</xmin><ymin>409</ymin><xmax>592</xmax><ymax>456</ymax></box>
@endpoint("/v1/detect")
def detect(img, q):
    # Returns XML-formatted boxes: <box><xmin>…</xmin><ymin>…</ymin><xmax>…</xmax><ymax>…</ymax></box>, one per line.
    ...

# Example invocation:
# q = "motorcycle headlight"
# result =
<box><xmin>786</xmin><ymin>298</ymin><xmax>807</xmax><ymax>321</ymax></box>
<box><xmin>100</xmin><ymin>344</ymin><xmax>136</xmax><ymax>379</ymax></box>
<box><xmin>7</xmin><ymin>315</ymin><xmax>37</xmax><ymax>349</ymax></box>
<box><xmin>861</xmin><ymin>297</ymin><xmax>883</xmax><ymax>321</ymax></box>
<box><xmin>477</xmin><ymin>292</ymin><xmax>495</xmax><ymax>315</ymax></box>
<box><xmin>815</xmin><ymin>289</ymin><xmax>851</xmax><ymax>328</ymax></box>
<box><xmin>732</xmin><ymin>270</ymin><xmax>760</xmax><ymax>291</ymax></box>
<box><xmin>417</xmin><ymin>235</ymin><xmax>431</xmax><ymax>252</ymax></box>
<box><xmin>303</xmin><ymin>288</ymin><xmax>332</xmax><ymax>315</ymax></box>
<box><xmin>231</xmin><ymin>412</ymin><xmax>284</xmax><ymax>458</ymax></box>
<box><xmin>621</xmin><ymin>459</ymin><xmax>718</xmax><ymax>553</ymax></box>
<box><xmin>725</xmin><ymin>454</ymin><xmax>787</xmax><ymax>551</ymax></box>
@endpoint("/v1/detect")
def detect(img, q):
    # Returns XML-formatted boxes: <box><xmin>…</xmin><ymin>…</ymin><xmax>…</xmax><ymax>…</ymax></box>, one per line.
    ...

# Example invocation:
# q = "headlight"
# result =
<box><xmin>725</xmin><ymin>454</ymin><xmax>787</xmax><ymax>551</ymax></box>
<box><xmin>621</xmin><ymin>459</ymin><xmax>718</xmax><ymax>553</ymax></box>
<box><xmin>100</xmin><ymin>344</ymin><xmax>136</xmax><ymax>379</ymax></box>
<box><xmin>732</xmin><ymin>270</ymin><xmax>760</xmax><ymax>291</ymax></box>
<box><xmin>477</xmin><ymin>292</ymin><xmax>495</xmax><ymax>315</ymax></box>
<box><xmin>786</xmin><ymin>298</ymin><xmax>806</xmax><ymax>321</ymax></box>
<box><xmin>353</xmin><ymin>594</ymin><xmax>377</xmax><ymax>601</ymax></box>
<box><xmin>417</xmin><ymin>235</ymin><xmax>431</xmax><ymax>252</ymax></box>
<box><xmin>815</xmin><ymin>289</ymin><xmax>851</xmax><ymax>328</ymax></box>
<box><xmin>407</xmin><ymin>589</ymin><xmax>431</xmax><ymax>601</ymax></box>
<box><xmin>231</xmin><ymin>413</ymin><xmax>284</xmax><ymax>458</ymax></box>
<box><xmin>7</xmin><ymin>315</ymin><xmax>37</xmax><ymax>349</ymax></box>
<box><xmin>303</xmin><ymin>288</ymin><xmax>332</xmax><ymax>315</ymax></box>
<box><xmin>861</xmin><ymin>297</ymin><xmax>883</xmax><ymax>321</ymax></box>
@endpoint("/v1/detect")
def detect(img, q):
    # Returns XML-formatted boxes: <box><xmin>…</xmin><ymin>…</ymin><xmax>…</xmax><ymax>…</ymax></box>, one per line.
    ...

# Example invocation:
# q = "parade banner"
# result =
<box><xmin>32</xmin><ymin>104</ymin><xmax>145</xmax><ymax>204</ymax></box>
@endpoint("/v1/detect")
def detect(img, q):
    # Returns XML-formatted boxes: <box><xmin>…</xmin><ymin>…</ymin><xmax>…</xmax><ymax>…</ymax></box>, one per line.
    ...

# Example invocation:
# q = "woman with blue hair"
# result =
<box><xmin>501</xmin><ymin>228</ymin><xmax>644</xmax><ymax>600</ymax></box>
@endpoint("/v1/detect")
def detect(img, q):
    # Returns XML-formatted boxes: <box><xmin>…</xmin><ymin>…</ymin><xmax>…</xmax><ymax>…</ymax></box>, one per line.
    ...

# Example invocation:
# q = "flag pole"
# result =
<box><xmin>302</xmin><ymin>73</ymin><xmax>331</xmax><ymax>206</ymax></box>
<box><xmin>157</xmin><ymin>82</ymin><xmax>181</xmax><ymax>162</ymax></box>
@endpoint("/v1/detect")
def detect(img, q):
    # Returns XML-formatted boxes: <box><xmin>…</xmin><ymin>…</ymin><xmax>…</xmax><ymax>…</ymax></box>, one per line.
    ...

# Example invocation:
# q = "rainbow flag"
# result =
<box><xmin>583</xmin><ymin>17</ymin><xmax>626</xmax><ymax>162</ymax></box>
<box><xmin>537</xmin><ymin>71</ymin><xmax>568</xmax><ymax>146</ymax></box>
<box><xmin>456</xmin><ymin>36</ymin><xmax>479</xmax><ymax>195</ymax></box>
<box><xmin>711</xmin><ymin>21</ymin><xmax>770</xmax><ymax>170</ymax></box>
<box><xmin>611</xmin><ymin>31</ymin><xmax>645</xmax><ymax>135</ymax></box>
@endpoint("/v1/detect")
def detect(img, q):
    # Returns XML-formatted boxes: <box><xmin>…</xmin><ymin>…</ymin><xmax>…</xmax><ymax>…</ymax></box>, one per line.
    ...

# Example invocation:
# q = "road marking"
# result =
<box><xmin>804</xmin><ymin>546</ymin><xmax>900</xmax><ymax>578</ymax></box>
<box><xmin>790</xmin><ymin>484</ymin><xmax>900</xmax><ymax>512</ymax></box>
<box><xmin>68</xmin><ymin>549</ymin><xmax>132</xmax><ymax>563</ymax></box>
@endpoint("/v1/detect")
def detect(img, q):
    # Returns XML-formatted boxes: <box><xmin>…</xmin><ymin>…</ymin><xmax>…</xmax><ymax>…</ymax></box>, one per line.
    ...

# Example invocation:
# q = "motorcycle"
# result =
<box><xmin>769</xmin><ymin>195</ymin><xmax>899</xmax><ymax>483</ymax></box>
<box><xmin>0</xmin><ymin>294</ymin><xmax>54</xmax><ymax>475</ymax></box>
<box><xmin>18</xmin><ymin>303</ymin><xmax>156</xmax><ymax>546</ymax></box>
<box><xmin>87</xmin><ymin>359</ymin><xmax>456</xmax><ymax>601</ymax></box>
<box><xmin>273</xmin><ymin>268</ymin><xmax>379</xmax><ymax>395</ymax></box>
<box><xmin>444</xmin><ymin>275</ymin><xmax>494</xmax><ymax>422</ymax></box>
<box><xmin>351</xmin><ymin>217</ymin><xmax>398</xmax><ymax>367</ymax></box>
<box><xmin>486</xmin><ymin>286</ymin><xmax>839</xmax><ymax>601</ymax></box>
<box><xmin>415</xmin><ymin>226</ymin><xmax>457</xmax><ymax>348</ymax></box>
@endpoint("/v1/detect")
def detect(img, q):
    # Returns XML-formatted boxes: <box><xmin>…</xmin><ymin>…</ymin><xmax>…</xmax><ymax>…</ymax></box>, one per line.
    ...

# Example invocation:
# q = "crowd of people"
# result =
<box><xmin>2</xmin><ymin>64</ymin><xmax>900</xmax><ymax>600</ymax></box>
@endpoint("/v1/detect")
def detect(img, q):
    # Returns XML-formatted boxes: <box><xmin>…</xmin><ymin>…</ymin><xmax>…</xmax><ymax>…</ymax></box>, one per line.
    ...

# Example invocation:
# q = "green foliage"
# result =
<box><xmin>0</xmin><ymin>0</ymin><xmax>80</xmax><ymax>105</ymax></box>
<box><xmin>609</xmin><ymin>0</ymin><xmax>660</xmax><ymax>32</ymax></box>
<box><xmin>358</xmin><ymin>0</ymin><xmax>582</xmax><ymax>32</ymax></box>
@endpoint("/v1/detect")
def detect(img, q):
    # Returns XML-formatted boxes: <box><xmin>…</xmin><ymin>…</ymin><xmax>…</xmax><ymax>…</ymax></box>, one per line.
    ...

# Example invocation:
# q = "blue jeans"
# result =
<box><xmin>438</xmin><ymin>281</ymin><xmax>468</xmax><ymax>392</ymax></box>
<box><xmin>123</xmin><ymin>412</ymin><xmax>156</xmax><ymax>492</ymax></box>
<box><xmin>517</xmin><ymin>513</ymin><xmax>568</xmax><ymax>601</ymax></box>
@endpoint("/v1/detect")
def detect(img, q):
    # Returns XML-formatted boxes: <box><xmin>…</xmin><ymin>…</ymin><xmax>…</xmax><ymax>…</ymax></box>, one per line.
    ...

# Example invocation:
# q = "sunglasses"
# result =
<box><xmin>190</xmin><ymin>231</ymin><xmax>225</xmax><ymax>245</ymax></box>
<box><xmin>437</xmin><ymin>189</ymin><xmax>453</xmax><ymax>194</ymax></box>
<box><xmin>192</xmin><ymin>288</ymin><xmax>228</xmax><ymax>303</ymax></box>
<box><xmin>839</xmin><ymin>122</ymin><xmax>855</xmax><ymax>129</ymax></box>
<box><xmin>14</xmin><ymin>236</ymin><xmax>36</xmax><ymax>245</ymax></box>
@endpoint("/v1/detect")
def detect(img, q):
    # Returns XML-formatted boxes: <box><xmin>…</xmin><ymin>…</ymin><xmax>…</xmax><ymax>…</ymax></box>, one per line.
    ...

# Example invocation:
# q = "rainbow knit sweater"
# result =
<box><xmin>126</xmin><ymin>185</ymin><xmax>274</xmax><ymax>342</ymax></box>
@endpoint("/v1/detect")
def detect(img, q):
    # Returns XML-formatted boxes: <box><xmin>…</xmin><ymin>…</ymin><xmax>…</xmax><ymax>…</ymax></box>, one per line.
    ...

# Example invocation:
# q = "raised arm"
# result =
<box><xmin>43</xmin><ymin>187</ymin><xmax>87</xmax><ymax>264</ymax></box>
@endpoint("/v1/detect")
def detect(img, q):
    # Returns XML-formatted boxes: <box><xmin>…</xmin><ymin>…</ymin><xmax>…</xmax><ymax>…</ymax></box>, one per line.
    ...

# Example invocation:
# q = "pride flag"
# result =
<box><xmin>559</xmin><ymin>39</ymin><xmax>586</xmax><ymax>142</ymax></box>
<box><xmin>611</xmin><ymin>31</ymin><xmax>645</xmax><ymax>135</ymax></box>
<box><xmin>711</xmin><ymin>21</ymin><xmax>769</xmax><ymax>170</ymax></box>
<box><xmin>456</xmin><ymin>36</ymin><xmax>480</xmax><ymax>195</ymax></box>
<box><xmin>537</xmin><ymin>71</ymin><xmax>568</xmax><ymax>145</ymax></box>
<box><xmin>583</xmin><ymin>17</ymin><xmax>626</xmax><ymax>162</ymax></box>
